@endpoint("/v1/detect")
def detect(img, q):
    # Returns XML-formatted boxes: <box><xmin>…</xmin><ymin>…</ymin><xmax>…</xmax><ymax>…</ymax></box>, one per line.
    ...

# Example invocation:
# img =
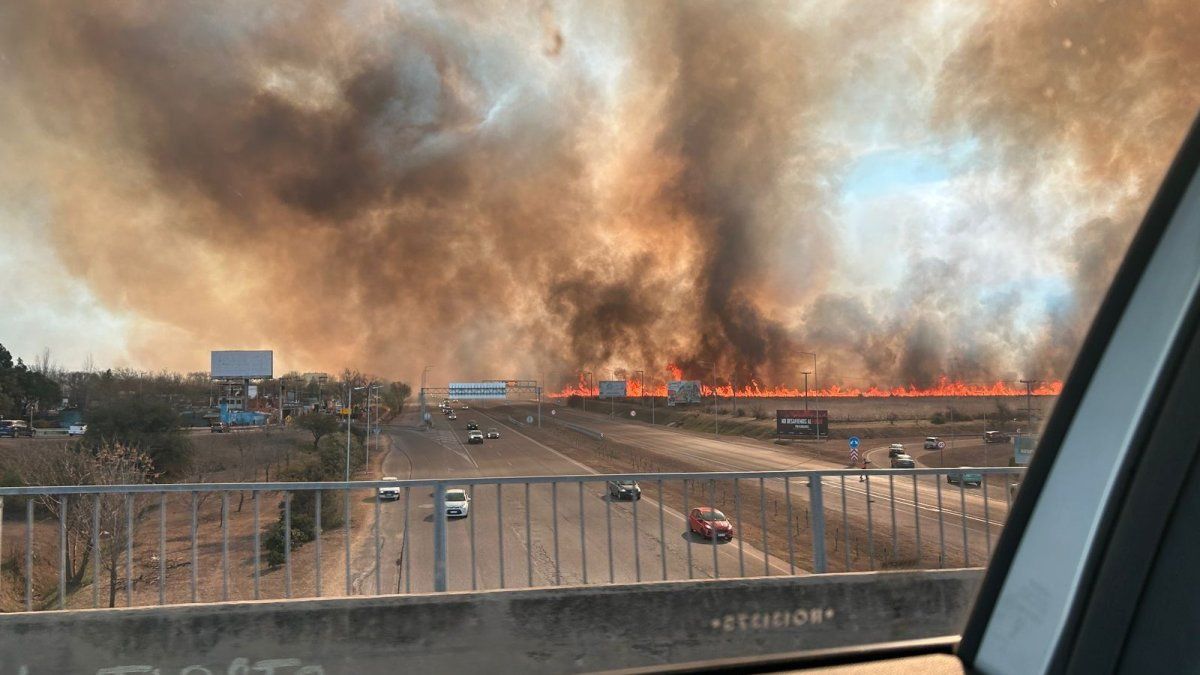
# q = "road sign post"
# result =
<box><xmin>848</xmin><ymin>436</ymin><xmax>860</xmax><ymax>465</ymax></box>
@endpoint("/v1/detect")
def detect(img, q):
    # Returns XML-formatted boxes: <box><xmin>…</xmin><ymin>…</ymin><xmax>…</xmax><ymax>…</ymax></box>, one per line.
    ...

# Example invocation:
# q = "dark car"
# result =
<box><xmin>210</xmin><ymin>422</ymin><xmax>230</xmax><ymax>433</ymax></box>
<box><xmin>4</xmin><ymin>421</ymin><xmax>33</xmax><ymax>438</ymax></box>
<box><xmin>466</xmin><ymin>421</ymin><xmax>479</xmax><ymax>431</ymax></box>
<box><xmin>688</xmin><ymin>507</ymin><xmax>734</xmax><ymax>540</ymax></box>
<box><xmin>983</xmin><ymin>430</ymin><xmax>1012</xmax><ymax>444</ymax></box>
<box><xmin>607</xmin><ymin>479</ymin><xmax>641</xmax><ymax>500</ymax></box>
<box><xmin>891</xmin><ymin>454</ymin><xmax>916</xmax><ymax>469</ymax></box>
<box><xmin>947</xmin><ymin>468</ymin><xmax>983</xmax><ymax>487</ymax></box>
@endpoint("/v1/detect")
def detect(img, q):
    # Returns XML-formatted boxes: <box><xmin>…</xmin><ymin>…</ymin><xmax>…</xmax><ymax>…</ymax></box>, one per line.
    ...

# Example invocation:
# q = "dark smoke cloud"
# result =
<box><xmin>0</xmin><ymin>0</ymin><xmax>1195</xmax><ymax>389</ymax></box>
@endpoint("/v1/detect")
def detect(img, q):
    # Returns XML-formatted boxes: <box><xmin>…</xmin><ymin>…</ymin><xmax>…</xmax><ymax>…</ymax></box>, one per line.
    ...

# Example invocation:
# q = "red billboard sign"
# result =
<box><xmin>776</xmin><ymin>409</ymin><xmax>829</xmax><ymax>437</ymax></box>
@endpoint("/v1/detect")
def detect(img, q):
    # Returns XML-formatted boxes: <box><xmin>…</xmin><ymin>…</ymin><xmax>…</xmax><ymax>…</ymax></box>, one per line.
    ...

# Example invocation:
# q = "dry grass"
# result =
<box><xmin>0</xmin><ymin>428</ymin><xmax>387</xmax><ymax>612</ymax></box>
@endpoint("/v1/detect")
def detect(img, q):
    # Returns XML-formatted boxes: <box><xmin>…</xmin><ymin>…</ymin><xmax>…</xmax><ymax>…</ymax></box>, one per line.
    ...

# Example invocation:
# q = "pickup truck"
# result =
<box><xmin>68</xmin><ymin>424</ymin><xmax>87</xmax><ymax>437</ymax></box>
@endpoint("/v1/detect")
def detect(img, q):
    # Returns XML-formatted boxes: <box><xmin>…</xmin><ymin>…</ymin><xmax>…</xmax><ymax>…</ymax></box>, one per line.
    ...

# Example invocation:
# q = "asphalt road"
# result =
<box><xmin>358</xmin><ymin>409</ymin><xmax>793</xmax><ymax>596</ymax></box>
<box><xmin>517</xmin><ymin>404</ymin><xmax>1019</xmax><ymax>570</ymax></box>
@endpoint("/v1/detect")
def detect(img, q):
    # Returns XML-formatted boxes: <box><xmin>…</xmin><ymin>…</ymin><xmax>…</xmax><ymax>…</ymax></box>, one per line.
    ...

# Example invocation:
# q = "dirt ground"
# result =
<box><xmin>0</xmin><ymin>428</ymin><xmax>389</xmax><ymax>612</ymax></box>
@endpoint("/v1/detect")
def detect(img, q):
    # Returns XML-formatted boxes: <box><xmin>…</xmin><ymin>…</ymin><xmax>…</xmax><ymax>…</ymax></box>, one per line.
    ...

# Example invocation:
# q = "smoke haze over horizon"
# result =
<box><xmin>1</xmin><ymin>1</ymin><xmax>1196</xmax><ymax>388</ymax></box>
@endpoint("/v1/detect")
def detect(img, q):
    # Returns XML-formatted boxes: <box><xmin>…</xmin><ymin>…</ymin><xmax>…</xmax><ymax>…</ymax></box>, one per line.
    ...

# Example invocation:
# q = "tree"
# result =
<box><xmin>0</xmin><ymin>342</ymin><xmax>63</xmax><ymax>419</ymax></box>
<box><xmin>380</xmin><ymin>381</ymin><xmax>412</xmax><ymax>420</ymax></box>
<box><xmin>295</xmin><ymin>412</ymin><xmax>339</xmax><ymax>450</ymax></box>
<box><xmin>81</xmin><ymin>397</ymin><xmax>192</xmax><ymax>479</ymax></box>
<box><xmin>15</xmin><ymin>442</ymin><xmax>153</xmax><ymax>607</ymax></box>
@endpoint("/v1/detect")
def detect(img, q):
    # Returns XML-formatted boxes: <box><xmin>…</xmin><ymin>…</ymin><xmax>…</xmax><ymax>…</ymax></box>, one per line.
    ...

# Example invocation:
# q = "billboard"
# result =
<box><xmin>448</xmin><ymin>382</ymin><xmax>508</xmax><ymax>400</ymax></box>
<box><xmin>1013</xmin><ymin>434</ymin><xmax>1037</xmax><ymax>466</ymax></box>
<box><xmin>211</xmin><ymin>350</ymin><xmax>273</xmax><ymax>379</ymax></box>
<box><xmin>598</xmin><ymin>380</ymin><xmax>627</xmax><ymax>398</ymax></box>
<box><xmin>776</xmin><ymin>409</ymin><xmax>829</xmax><ymax>437</ymax></box>
<box><xmin>667</xmin><ymin>380</ymin><xmax>702</xmax><ymax>406</ymax></box>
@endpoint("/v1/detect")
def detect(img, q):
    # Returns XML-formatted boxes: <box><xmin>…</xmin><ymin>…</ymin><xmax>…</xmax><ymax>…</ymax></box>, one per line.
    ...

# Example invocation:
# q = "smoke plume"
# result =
<box><xmin>0</xmin><ymin>1</ymin><xmax>1195</xmax><ymax>389</ymax></box>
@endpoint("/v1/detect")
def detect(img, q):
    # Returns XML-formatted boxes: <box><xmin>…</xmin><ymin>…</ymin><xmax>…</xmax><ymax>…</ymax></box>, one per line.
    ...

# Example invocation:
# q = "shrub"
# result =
<box><xmin>930</xmin><ymin>412</ymin><xmax>947</xmax><ymax>425</ymax></box>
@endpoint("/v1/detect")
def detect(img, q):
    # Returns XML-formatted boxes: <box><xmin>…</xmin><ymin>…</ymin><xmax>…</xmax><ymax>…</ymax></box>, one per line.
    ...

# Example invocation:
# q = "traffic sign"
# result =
<box><xmin>550</xmin><ymin>409</ymin><xmax>557</xmax><ymax>416</ymax></box>
<box><xmin>630</xmin><ymin>410</ymin><xmax>637</xmax><ymax>417</ymax></box>
<box><xmin>850</xmin><ymin>448</ymin><xmax>860</xmax><ymax>464</ymax></box>
<box><xmin>526</xmin><ymin>416</ymin><xmax>534</xmax><ymax>424</ymax></box>
<box><xmin>848</xmin><ymin>436</ymin><xmax>860</xmax><ymax>449</ymax></box>
<box><xmin>937</xmin><ymin>441</ymin><xmax>946</xmax><ymax>449</ymax></box>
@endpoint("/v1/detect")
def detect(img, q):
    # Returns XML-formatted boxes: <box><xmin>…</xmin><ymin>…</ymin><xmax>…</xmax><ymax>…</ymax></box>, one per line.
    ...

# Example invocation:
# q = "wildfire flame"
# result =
<box><xmin>552</xmin><ymin>372</ymin><xmax>1063</xmax><ymax>399</ymax></box>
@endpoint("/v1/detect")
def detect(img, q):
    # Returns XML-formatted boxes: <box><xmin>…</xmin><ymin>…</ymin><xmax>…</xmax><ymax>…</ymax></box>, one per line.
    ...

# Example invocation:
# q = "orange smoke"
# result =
<box><xmin>552</xmin><ymin>372</ymin><xmax>1062</xmax><ymax>399</ymax></box>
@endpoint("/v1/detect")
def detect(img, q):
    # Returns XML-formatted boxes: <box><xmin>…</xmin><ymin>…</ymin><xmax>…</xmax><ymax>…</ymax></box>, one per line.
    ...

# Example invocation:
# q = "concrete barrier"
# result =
<box><xmin>556</xmin><ymin>419</ymin><xmax>605</xmax><ymax>441</ymax></box>
<box><xmin>32</xmin><ymin>428</ymin><xmax>69</xmax><ymax>437</ymax></box>
<box><xmin>0</xmin><ymin>569</ymin><xmax>981</xmax><ymax>674</ymax></box>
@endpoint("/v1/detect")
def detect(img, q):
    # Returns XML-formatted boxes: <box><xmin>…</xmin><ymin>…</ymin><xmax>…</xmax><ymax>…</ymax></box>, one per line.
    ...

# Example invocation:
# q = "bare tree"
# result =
<box><xmin>17</xmin><ymin>443</ymin><xmax>154</xmax><ymax>607</ymax></box>
<box><xmin>91</xmin><ymin>443</ymin><xmax>154</xmax><ymax>608</ymax></box>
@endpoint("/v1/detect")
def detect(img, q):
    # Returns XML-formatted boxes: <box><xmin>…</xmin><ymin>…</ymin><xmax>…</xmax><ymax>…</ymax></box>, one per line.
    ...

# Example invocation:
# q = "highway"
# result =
<box><xmin>358</xmin><ymin>408</ymin><xmax>793</xmax><ymax>596</ymax></box>
<box><xmin>505</xmin><ymin>403</ymin><xmax>1018</xmax><ymax>570</ymax></box>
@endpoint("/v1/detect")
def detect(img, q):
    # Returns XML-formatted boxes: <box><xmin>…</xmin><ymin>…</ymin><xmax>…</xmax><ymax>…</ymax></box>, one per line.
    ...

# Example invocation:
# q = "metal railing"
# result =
<box><xmin>0</xmin><ymin>467</ymin><xmax>1023</xmax><ymax>613</ymax></box>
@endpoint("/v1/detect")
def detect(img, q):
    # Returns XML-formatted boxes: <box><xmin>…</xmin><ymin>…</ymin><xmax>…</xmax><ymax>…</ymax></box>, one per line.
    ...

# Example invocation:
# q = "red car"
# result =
<box><xmin>688</xmin><ymin>507</ymin><xmax>734</xmax><ymax>540</ymax></box>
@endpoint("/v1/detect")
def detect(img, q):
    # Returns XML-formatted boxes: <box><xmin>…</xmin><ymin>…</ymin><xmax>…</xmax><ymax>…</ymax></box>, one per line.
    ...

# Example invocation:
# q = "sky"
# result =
<box><xmin>0</xmin><ymin>0</ymin><xmax>1196</xmax><ymax>387</ymax></box>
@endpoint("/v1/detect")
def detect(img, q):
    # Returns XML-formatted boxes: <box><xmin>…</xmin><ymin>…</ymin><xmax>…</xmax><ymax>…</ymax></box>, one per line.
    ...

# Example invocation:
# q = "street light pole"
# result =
<box><xmin>801</xmin><ymin>371</ymin><xmax>811</xmax><ymax>411</ymax></box>
<box><xmin>344</xmin><ymin>384</ymin><xmax>353</xmax><ymax>482</ymax></box>
<box><xmin>582</xmin><ymin>371</ymin><xmax>592</xmax><ymax>413</ymax></box>
<box><xmin>697</xmin><ymin>361</ymin><xmax>717</xmax><ymax>438</ymax></box>
<box><xmin>420</xmin><ymin>366</ymin><xmax>432</xmax><ymax>429</ymax></box>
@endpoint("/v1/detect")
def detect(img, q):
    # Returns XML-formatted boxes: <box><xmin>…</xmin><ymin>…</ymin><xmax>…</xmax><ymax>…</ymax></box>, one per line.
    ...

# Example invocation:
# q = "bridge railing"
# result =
<box><xmin>0</xmin><ymin>467</ymin><xmax>1024</xmax><ymax>613</ymax></box>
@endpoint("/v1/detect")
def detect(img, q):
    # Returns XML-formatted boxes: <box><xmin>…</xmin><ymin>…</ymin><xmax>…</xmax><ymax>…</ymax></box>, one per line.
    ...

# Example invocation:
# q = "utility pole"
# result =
<box><xmin>582</xmin><ymin>371</ymin><xmax>592</xmax><ymax>413</ymax></box>
<box><xmin>1020</xmin><ymin>379</ymin><xmax>1039</xmax><ymax>433</ymax></box>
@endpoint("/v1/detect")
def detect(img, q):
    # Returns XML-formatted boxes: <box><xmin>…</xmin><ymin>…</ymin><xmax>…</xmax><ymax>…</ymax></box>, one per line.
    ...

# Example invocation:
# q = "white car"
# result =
<box><xmin>378</xmin><ymin>477</ymin><xmax>401</xmax><ymax>500</ymax></box>
<box><xmin>68</xmin><ymin>424</ymin><xmax>87</xmax><ymax>436</ymax></box>
<box><xmin>444</xmin><ymin>488</ymin><xmax>470</xmax><ymax>517</ymax></box>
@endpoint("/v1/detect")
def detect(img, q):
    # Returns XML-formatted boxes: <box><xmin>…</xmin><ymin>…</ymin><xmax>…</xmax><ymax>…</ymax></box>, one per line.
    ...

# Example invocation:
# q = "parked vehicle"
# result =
<box><xmin>688</xmin><ymin>507</ymin><xmax>734</xmax><ymax>540</ymax></box>
<box><xmin>210</xmin><ymin>422</ymin><xmax>230</xmax><ymax>433</ymax></box>
<box><xmin>444</xmin><ymin>488</ymin><xmax>471</xmax><ymax>517</ymax></box>
<box><xmin>607</xmin><ymin>479</ymin><xmax>641</xmax><ymax>500</ymax></box>
<box><xmin>946</xmin><ymin>468</ymin><xmax>983</xmax><ymax>486</ymax></box>
<box><xmin>378</xmin><ymin>477</ymin><xmax>401</xmax><ymax>500</ymax></box>
<box><xmin>0</xmin><ymin>421</ymin><xmax>16</xmax><ymax>438</ymax></box>
<box><xmin>67</xmin><ymin>424</ymin><xmax>87</xmax><ymax>437</ymax></box>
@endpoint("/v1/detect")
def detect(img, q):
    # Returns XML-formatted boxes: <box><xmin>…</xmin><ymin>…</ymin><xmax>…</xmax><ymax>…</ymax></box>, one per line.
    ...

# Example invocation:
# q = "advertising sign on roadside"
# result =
<box><xmin>667</xmin><ymin>380</ymin><xmax>702</xmax><ymax>406</ymax></box>
<box><xmin>1013</xmin><ymin>434</ymin><xmax>1037</xmax><ymax>466</ymax></box>
<box><xmin>776</xmin><ymin>409</ymin><xmax>829</xmax><ymax>437</ymax></box>
<box><xmin>211</xmin><ymin>350</ymin><xmax>274</xmax><ymax>379</ymax></box>
<box><xmin>598</xmin><ymin>380</ymin><xmax>627</xmax><ymax>398</ymax></box>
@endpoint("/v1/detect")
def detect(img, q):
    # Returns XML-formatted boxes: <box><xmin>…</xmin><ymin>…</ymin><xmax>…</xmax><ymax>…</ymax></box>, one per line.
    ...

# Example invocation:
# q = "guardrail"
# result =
<box><xmin>555</xmin><ymin>419</ymin><xmax>605</xmax><ymax>440</ymax></box>
<box><xmin>0</xmin><ymin>467</ymin><xmax>1023</xmax><ymax>614</ymax></box>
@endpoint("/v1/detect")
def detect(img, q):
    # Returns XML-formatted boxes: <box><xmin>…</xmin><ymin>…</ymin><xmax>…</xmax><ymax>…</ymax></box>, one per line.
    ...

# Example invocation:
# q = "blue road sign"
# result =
<box><xmin>848</xmin><ymin>436</ymin><xmax>860</xmax><ymax>449</ymax></box>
